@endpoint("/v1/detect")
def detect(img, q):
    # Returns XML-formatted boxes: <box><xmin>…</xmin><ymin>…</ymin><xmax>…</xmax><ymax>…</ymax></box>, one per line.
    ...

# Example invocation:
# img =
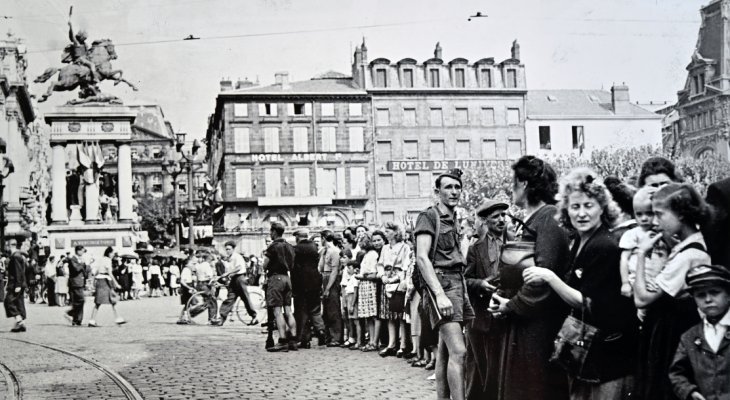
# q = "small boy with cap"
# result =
<box><xmin>669</xmin><ymin>264</ymin><xmax>730</xmax><ymax>400</ymax></box>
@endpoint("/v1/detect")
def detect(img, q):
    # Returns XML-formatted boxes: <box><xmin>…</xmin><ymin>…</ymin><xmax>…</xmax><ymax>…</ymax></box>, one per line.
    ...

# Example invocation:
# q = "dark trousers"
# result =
<box><xmin>322</xmin><ymin>275</ymin><xmax>343</xmax><ymax>343</ymax></box>
<box><xmin>4</xmin><ymin>288</ymin><xmax>26</xmax><ymax>319</ymax></box>
<box><xmin>46</xmin><ymin>278</ymin><xmax>56</xmax><ymax>306</ymax></box>
<box><xmin>67</xmin><ymin>287</ymin><xmax>85</xmax><ymax>324</ymax></box>
<box><xmin>294</xmin><ymin>291</ymin><xmax>326</xmax><ymax>343</ymax></box>
<box><xmin>189</xmin><ymin>283</ymin><xmax>218</xmax><ymax>321</ymax></box>
<box><xmin>219</xmin><ymin>275</ymin><xmax>256</xmax><ymax>319</ymax></box>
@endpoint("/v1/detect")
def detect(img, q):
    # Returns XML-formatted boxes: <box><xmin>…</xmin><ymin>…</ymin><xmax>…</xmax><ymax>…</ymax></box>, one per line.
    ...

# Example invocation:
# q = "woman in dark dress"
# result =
<box><xmin>488</xmin><ymin>155</ymin><xmax>571</xmax><ymax>400</ymax></box>
<box><xmin>524</xmin><ymin>168</ymin><xmax>639</xmax><ymax>399</ymax></box>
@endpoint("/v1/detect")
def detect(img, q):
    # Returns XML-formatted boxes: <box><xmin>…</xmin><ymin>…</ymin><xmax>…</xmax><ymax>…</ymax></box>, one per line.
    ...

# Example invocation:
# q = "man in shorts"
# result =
<box><xmin>415</xmin><ymin>168</ymin><xmax>474</xmax><ymax>400</ymax></box>
<box><xmin>263</xmin><ymin>222</ymin><xmax>297</xmax><ymax>352</ymax></box>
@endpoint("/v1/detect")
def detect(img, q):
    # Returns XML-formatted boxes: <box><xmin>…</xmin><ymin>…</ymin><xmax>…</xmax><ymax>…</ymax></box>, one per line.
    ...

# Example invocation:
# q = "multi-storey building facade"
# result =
<box><xmin>100</xmin><ymin>103</ymin><xmax>206</xmax><ymax>209</ymax></box>
<box><xmin>674</xmin><ymin>0</ymin><xmax>730</xmax><ymax>160</ymax></box>
<box><xmin>352</xmin><ymin>41</ymin><xmax>527</xmax><ymax>223</ymax></box>
<box><xmin>525</xmin><ymin>87</ymin><xmax>662</xmax><ymax>157</ymax></box>
<box><xmin>206</xmin><ymin>74</ymin><xmax>373</xmax><ymax>253</ymax></box>
<box><xmin>0</xmin><ymin>34</ymin><xmax>40</xmax><ymax>243</ymax></box>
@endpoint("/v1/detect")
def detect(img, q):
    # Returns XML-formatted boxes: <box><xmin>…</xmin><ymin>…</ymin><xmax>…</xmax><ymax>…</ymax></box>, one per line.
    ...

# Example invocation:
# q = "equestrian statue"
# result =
<box><xmin>35</xmin><ymin>7</ymin><xmax>138</xmax><ymax>104</ymax></box>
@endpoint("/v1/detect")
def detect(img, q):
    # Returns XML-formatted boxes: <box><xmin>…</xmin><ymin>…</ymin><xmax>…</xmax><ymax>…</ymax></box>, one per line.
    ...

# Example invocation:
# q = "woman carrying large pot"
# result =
<box><xmin>487</xmin><ymin>155</ymin><xmax>571</xmax><ymax>400</ymax></box>
<box><xmin>523</xmin><ymin>168</ymin><xmax>639</xmax><ymax>399</ymax></box>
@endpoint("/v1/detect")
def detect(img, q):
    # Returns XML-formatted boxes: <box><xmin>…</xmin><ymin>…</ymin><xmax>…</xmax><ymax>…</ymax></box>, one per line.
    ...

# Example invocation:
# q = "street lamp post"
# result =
<box><xmin>174</xmin><ymin>133</ymin><xmax>202</xmax><ymax>248</ymax></box>
<box><xmin>161</xmin><ymin>159</ymin><xmax>182</xmax><ymax>248</ymax></box>
<box><xmin>0</xmin><ymin>138</ymin><xmax>16</xmax><ymax>253</ymax></box>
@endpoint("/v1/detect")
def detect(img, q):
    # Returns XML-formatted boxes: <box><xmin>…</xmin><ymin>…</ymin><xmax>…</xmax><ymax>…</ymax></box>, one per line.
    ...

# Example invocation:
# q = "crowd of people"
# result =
<box><xmin>3</xmin><ymin>152</ymin><xmax>730</xmax><ymax>400</ymax></box>
<box><xmin>250</xmin><ymin>154</ymin><xmax>730</xmax><ymax>400</ymax></box>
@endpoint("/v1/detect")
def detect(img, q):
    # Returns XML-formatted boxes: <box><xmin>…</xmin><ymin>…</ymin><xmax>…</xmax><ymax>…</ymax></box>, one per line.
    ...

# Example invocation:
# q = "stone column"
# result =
<box><xmin>117</xmin><ymin>141</ymin><xmax>134</xmax><ymax>222</ymax></box>
<box><xmin>83</xmin><ymin>169</ymin><xmax>101</xmax><ymax>223</ymax></box>
<box><xmin>50</xmin><ymin>143</ymin><xmax>69</xmax><ymax>224</ymax></box>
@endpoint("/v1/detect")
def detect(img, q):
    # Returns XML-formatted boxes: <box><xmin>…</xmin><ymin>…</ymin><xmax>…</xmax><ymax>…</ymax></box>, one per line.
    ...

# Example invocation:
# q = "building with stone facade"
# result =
<box><xmin>674</xmin><ymin>0</ymin><xmax>730</xmax><ymax>160</ymax></box>
<box><xmin>525</xmin><ymin>87</ymin><xmax>663</xmax><ymax>157</ymax></box>
<box><xmin>354</xmin><ymin>41</ymin><xmax>527</xmax><ymax>223</ymax></box>
<box><xmin>0</xmin><ymin>34</ymin><xmax>42</xmax><ymax>245</ymax></box>
<box><xmin>206</xmin><ymin>74</ymin><xmax>373</xmax><ymax>254</ymax></box>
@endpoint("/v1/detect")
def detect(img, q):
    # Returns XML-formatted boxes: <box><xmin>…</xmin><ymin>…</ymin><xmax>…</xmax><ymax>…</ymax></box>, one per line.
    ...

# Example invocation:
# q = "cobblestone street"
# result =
<box><xmin>0</xmin><ymin>296</ymin><xmax>435</xmax><ymax>399</ymax></box>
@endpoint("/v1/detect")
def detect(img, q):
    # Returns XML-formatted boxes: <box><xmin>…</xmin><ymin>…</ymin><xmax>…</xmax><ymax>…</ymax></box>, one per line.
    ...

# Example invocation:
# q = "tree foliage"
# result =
<box><xmin>136</xmin><ymin>193</ymin><xmax>176</xmax><ymax>242</ymax></box>
<box><xmin>459</xmin><ymin>146</ymin><xmax>730</xmax><ymax>216</ymax></box>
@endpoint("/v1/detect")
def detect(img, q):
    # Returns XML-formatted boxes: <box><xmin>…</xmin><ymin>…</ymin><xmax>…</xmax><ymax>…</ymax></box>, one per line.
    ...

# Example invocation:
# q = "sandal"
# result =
<box><xmin>411</xmin><ymin>359</ymin><xmax>427</xmax><ymax>368</ymax></box>
<box><xmin>351</xmin><ymin>343</ymin><xmax>364</xmax><ymax>350</ymax></box>
<box><xmin>361</xmin><ymin>344</ymin><xmax>376</xmax><ymax>352</ymax></box>
<box><xmin>424</xmin><ymin>360</ymin><xmax>436</xmax><ymax>370</ymax></box>
<box><xmin>396</xmin><ymin>349</ymin><xmax>405</xmax><ymax>358</ymax></box>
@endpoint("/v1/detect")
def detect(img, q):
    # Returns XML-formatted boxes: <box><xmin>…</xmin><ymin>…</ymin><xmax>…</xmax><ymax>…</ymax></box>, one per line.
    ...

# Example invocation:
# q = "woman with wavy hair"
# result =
<box><xmin>524</xmin><ymin>168</ymin><xmax>639</xmax><ymax>399</ymax></box>
<box><xmin>487</xmin><ymin>155</ymin><xmax>571</xmax><ymax>400</ymax></box>
<box><xmin>633</xmin><ymin>183</ymin><xmax>712</xmax><ymax>400</ymax></box>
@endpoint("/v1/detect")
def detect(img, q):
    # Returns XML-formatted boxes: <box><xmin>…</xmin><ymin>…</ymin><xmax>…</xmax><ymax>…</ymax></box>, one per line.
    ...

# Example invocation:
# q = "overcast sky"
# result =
<box><xmin>5</xmin><ymin>0</ymin><xmax>708</xmax><ymax>139</ymax></box>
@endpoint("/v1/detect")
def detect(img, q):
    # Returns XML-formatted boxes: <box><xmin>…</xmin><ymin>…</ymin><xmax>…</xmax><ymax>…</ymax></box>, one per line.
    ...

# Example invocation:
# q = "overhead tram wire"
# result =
<box><xmin>25</xmin><ymin>17</ymin><xmax>460</xmax><ymax>54</ymax></box>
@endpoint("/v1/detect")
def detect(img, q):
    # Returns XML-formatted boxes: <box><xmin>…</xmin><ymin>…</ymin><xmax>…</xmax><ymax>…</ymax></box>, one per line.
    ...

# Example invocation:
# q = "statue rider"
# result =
<box><xmin>67</xmin><ymin>21</ymin><xmax>99</xmax><ymax>83</ymax></box>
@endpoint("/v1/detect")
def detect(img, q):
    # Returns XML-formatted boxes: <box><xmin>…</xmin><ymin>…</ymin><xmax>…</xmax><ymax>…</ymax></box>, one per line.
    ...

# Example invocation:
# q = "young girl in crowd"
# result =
<box><xmin>355</xmin><ymin>233</ymin><xmax>379</xmax><ymax>352</ymax></box>
<box><xmin>343</xmin><ymin>261</ymin><xmax>361</xmax><ymax>348</ymax></box>
<box><xmin>633</xmin><ymin>183</ymin><xmax>712</xmax><ymax>400</ymax></box>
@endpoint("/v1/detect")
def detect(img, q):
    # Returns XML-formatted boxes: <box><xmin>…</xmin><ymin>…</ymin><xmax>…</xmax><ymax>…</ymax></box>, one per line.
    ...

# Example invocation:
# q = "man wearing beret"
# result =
<box><xmin>464</xmin><ymin>199</ymin><xmax>509</xmax><ymax>400</ymax></box>
<box><xmin>669</xmin><ymin>264</ymin><xmax>730</xmax><ymax>400</ymax></box>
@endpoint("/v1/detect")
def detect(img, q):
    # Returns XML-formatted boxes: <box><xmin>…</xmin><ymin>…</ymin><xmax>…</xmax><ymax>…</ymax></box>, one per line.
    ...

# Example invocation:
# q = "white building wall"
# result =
<box><xmin>525</xmin><ymin>118</ymin><xmax>662</xmax><ymax>157</ymax></box>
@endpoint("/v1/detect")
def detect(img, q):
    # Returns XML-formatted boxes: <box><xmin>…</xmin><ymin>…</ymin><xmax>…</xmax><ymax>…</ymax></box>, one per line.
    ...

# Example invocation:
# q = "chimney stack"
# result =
<box><xmin>235</xmin><ymin>78</ymin><xmax>254</xmax><ymax>89</ymax></box>
<box><xmin>220</xmin><ymin>77</ymin><xmax>233</xmax><ymax>91</ymax></box>
<box><xmin>434</xmin><ymin>42</ymin><xmax>443</xmax><ymax>59</ymax></box>
<box><xmin>611</xmin><ymin>83</ymin><xmax>631</xmax><ymax>115</ymax></box>
<box><xmin>275</xmin><ymin>72</ymin><xmax>290</xmax><ymax>89</ymax></box>
<box><xmin>511</xmin><ymin>40</ymin><xmax>520</xmax><ymax>60</ymax></box>
<box><xmin>361</xmin><ymin>38</ymin><xmax>368</xmax><ymax>62</ymax></box>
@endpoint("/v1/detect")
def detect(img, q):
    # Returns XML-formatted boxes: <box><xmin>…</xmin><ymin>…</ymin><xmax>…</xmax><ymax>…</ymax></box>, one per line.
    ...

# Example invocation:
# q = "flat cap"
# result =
<box><xmin>686</xmin><ymin>264</ymin><xmax>730</xmax><ymax>290</ymax></box>
<box><xmin>476</xmin><ymin>199</ymin><xmax>509</xmax><ymax>217</ymax></box>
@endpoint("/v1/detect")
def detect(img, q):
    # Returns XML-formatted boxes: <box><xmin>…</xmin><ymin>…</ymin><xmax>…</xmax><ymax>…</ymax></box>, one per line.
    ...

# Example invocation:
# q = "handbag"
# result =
<box><xmin>549</xmin><ymin>297</ymin><xmax>600</xmax><ymax>382</ymax></box>
<box><xmin>496</xmin><ymin>214</ymin><xmax>537</xmax><ymax>297</ymax></box>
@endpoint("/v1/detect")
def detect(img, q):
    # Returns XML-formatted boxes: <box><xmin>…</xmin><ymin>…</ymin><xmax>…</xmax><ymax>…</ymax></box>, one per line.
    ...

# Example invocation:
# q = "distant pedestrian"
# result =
<box><xmin>130</xmin><ymin>258</ymin><xmax>143</xmax><ymax>300</ymax></box>
<box><xmin>65</xmin><ymin>245</ymin><xmax>90</xmax><ymax>326</ymax></box>
<box><xmin>55</xmin><ymin>255</ymin><xmax>69</xmax><ymax>306</ymax></box>
<box><xmin>88</xmin><ymin>247</ymin><xmax>126</xmax><ymax>327</ymax></box>
<box><xmin>148</xmin><ymin>258</ymin><xmax>162</xmax><ymax>297</ymax></box>
<box><xmin>44</xmin><ymin>256</ymin><xmax>57</xmax><ymax>307</ymax></box>
<box><xmin>219</xmin><ymin>241</ymin><xmax>258</xmax><ymax>325</ymax></box>
<box><xmin>263</xmin><ymin>222</ymin><xmax>298</xmax><ymax>352</ymax></box>
<box><xmin>4</xmin><ymin>237</ymin><xmax>29</xmax><ymax>332</ymax></box>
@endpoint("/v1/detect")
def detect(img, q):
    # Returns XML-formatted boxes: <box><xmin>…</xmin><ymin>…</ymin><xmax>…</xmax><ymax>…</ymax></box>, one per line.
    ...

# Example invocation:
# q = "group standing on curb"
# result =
<box><xmin>3</xmin><ymin>153</ymin><xmax>730</xmax><ymax>400</ymax></box>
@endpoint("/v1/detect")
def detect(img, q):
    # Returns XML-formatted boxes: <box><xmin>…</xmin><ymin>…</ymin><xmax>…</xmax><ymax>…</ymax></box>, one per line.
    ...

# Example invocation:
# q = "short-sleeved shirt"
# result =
<box><xmin>180</xmin><ymin>267</ymin><xmax>193</xmax><ymax>284</ymax></box>
<box><xmin>414</xmin><ymin>206</ymin><xmax>464</xmax><ymax>269</ymax></box>
<box><xmin>320</xmin><ymin>244</ymin><xmax>340</xmax><ymax>274</ymax></box>
<box><xmin>655</xmin><ymin>232</ymin><xmax>711</xmax><ymax>297</ymax></box>
<box><xmin>192</xmin><ymin>261</ymin><xmax>214</xmax><ymax>282</ymax></box>
<box><xmin>265</xmin><ymin>238</ymin><xmax>295</xmax><ymax>276</ymax></box>
<box><xmin>225</xmin><ymin>252</ymin><xmax>247</xmax><ymax>276</ymax></box>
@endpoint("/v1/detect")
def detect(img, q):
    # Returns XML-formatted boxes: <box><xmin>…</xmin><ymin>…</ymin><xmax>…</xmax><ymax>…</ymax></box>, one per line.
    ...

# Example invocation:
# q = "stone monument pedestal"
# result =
<box><xmin>45</xmin><ymin>104</ymin><xmax>140</xmax><ymax>259</ymax></box>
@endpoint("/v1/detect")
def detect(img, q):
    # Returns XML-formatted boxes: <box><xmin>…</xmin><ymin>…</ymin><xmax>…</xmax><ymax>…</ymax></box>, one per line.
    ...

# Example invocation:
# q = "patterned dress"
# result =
<box><xmin>356</xmin><ymin>251</ymin><xmax>379</xmax><ymax>319</ymax></box>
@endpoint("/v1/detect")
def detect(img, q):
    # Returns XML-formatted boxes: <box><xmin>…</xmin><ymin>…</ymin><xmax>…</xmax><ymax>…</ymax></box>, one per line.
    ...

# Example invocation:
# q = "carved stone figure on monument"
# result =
<box><xmin>33</xmin><ymin>6</ymin><xmax>138</xmax><ymax>103</ymax></box>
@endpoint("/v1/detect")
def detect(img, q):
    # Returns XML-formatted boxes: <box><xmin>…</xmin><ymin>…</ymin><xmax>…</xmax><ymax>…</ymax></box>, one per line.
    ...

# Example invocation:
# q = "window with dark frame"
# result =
<box><xmin>454</xmin><ymin>69</ymin><xmax>465</xmax><ymax>88</ymax></box>
<box><xmin>376</xmin><ymin>69</ymin><xmax>388</xmax><ymax>87</ymax></box>
<box><xmin>403</xmin><ymin>69</ymin><xmax>414</xmax><ymax>88</ymax></box>
<box><xmin>429</xmin><ymin>69</ymin><xmax>440</xmax><ymax>88</ymax></box>
<box><xmin>480</xmin><ymin>69</ymin><xmax>492</xmax><ymax>87</ymax></box>
<box><xmin>572</xmin><ymin>126</ymin><xmax>584</xmax><ymax>150</ymax></box>
<box><xmin>293</xmin><ymin>103</ymin><xmax>306</xmax><ymax>115</ymax></box>
<box><xmin>538</xmin><ymin>126</ymin><xmax>551</xmax><ymax>150</ymax></box>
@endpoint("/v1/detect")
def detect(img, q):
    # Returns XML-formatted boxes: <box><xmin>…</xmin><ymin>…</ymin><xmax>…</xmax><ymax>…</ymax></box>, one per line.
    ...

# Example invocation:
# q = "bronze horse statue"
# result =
<box><xmin>35</xmin><ymin>38</ymin><xmax>138</xmax><ymax>102</ymax></box>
